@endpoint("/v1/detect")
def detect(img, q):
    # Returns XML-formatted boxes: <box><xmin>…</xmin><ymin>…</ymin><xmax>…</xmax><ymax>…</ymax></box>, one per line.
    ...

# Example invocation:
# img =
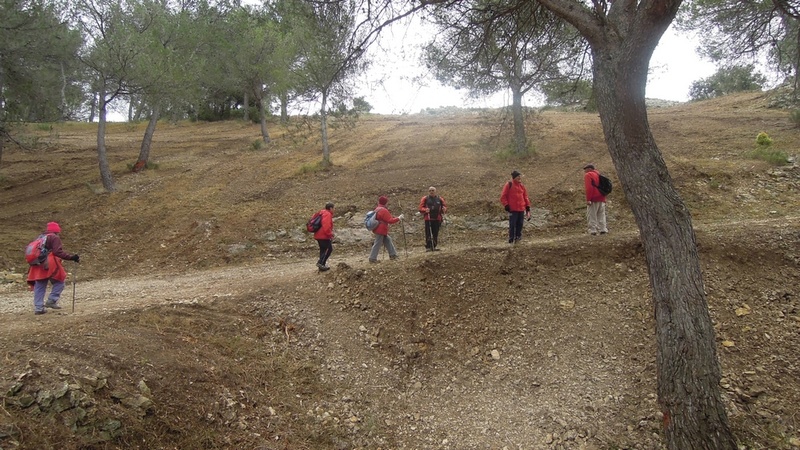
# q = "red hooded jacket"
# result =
<box><xmin>584</xmin><ymin>169</ymin><xmax>607</xmax><ymax>203</ymax></box>
<box><xmin>372</xmin><ymin>206</ymin><xmax>400</xmax><ymax>236</ymax></box>
<box><xmin>500</xmin><ymin>179</ymin><xmax>531</xmax><ymax>212</ymax></box>
<box><xmin>313</xmin><ymin>209</ymin><xmax>334</xmax><ymax>240</ymax></box>
<box><xmin>27</xmin><ymin>233</ymin><xmax>74</xmax><ymax>285</ymax></box>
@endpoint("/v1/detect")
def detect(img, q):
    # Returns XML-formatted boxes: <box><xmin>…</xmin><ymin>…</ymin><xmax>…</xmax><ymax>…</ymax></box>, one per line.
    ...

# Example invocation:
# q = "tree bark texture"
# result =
<box><xmin>320</xmin><ymin>90</ymin><xmax>331</xmax><ymax>166</ymax></box>
<box><xmin>133</xmin><ymin>106</ymin><xmax>160</xmax><ymax>172</ymax></box>
<box><xmin>96</xmin><ymin>89</ymin><xmax>115</xmax><ymax>192</ymax></box>
<box><xmin>536</xmin><ymin>0</ymin><xmax>737</xmax><ymax>447</ymax></box>
<box><xmin>510</xmin><ymin>82</ymin><xmax>527</xmax><ymax>154</ymax></box>
<box><xmin>259</xmin><ymin>97</ymin><xmax>271</xmax><ymax>144</ymax></box>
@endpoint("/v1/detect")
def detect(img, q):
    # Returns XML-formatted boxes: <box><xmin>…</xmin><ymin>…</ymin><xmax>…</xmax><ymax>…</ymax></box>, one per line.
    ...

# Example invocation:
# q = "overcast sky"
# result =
<box><xmin>356</xmin><ymin>22</ymin><xmax>717</xmax><ymax>115</ymax></box>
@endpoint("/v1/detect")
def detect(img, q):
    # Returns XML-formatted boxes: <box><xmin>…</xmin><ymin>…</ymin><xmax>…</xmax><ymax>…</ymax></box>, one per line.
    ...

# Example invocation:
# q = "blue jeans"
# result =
<box><xmin>33</xmin><ymin>278</ymin><xmax>65</xmax><ymax>312</ymax></box>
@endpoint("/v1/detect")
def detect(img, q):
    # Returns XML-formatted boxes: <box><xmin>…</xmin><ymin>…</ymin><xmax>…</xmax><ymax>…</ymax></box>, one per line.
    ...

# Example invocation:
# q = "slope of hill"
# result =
<box><xmin>0</xmin><ymin>92</ymin><xmax>798</xmax><ymax>449</ymax></box>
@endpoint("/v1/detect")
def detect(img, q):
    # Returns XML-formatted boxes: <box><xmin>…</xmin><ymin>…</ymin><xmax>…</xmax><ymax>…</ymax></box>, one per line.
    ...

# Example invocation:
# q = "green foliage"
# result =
<box><xmin>678</xmin><ymin>0</ymin><xmax>800</xmax><ymax>97</ymax></box>
<box><xmin>0</xmin><ymin>0</ymin><xmax>84</xmax><ymax>122</ymax></box>
<box><xmin>748</xmin><ymin>148</ymin><xmax>790</xmax><ymax>165</ymax></box>
<box><xmin>541</xmin><ymin>79</ymin><xmax>593</xmax><ymax>106</ymax></box>
<box><xmin>251</xmin><ymin>139</ymin><xmax>263</xmax><ymax>151</ymax></box>
<box><xmin>789</xmin><ymin>109</ymin><xmax>800</xmax><ymax>128</ymax></box>
<box><xmin>298</xmin><ymin>160</ymin><xmax>329</xmax><ymax>174</ymax></box>
<box><xmin>493</xmin><ymin>141</ymin><xmax>536</xmax><ymax>160</ymax></box>
<box><xmin>689</xmin><ymin>65</ymin><xmax>767</xmax><ymax>101</ymax></box>
<box><xmin>755</xmin><ymin>131</ymin><xmax>773</xmax><ymax>147</ymax></box>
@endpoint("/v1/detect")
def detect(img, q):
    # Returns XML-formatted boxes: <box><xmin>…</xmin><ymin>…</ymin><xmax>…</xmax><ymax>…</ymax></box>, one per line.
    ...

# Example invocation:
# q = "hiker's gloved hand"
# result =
<box><xmin>398</xmin><ymin>214</ymin><xmax>405</xmax><ymax>221</ymax></box>
<box><xmin>71</xmin><ymin>254</ymin><xmax>80</xmax><ymax>263</ymax></box>
<box><xmin>504</xmin><ymin>205</ymin><xmax>510</xmax><ymax>212</ymax></box>
<box><xmin>525</xmin><ymin>206</ymin><xmax>530</xmax><ymax>213</ymax></box>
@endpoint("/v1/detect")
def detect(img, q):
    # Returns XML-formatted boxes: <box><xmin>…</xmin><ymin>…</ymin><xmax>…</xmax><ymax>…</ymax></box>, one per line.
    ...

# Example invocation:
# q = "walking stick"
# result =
<box><xmin>439</xmin><ymin>215</ymin><xmax>447</xmax><ymax>249</ymax></box>
<box><xmin>397</xmin><ymin>199</ymin><xmax>408</xmax><ymax>257</ymax></box>
<box><xmin>71</xmin><ymin>262</ymin><xmax>78</xmax><ymax>313</ymax></box>
<box><xmin>425</xmin><ymin>218</ymin><xmax>432</xmax><ymax>251</ymax></box>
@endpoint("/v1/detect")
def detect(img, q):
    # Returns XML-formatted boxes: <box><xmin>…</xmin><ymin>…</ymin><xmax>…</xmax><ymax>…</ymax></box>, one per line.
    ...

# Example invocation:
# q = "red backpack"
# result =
<box><xmin>25</xmin><ymin>234</ymin><xmax>50</xmax><ymax>266</ymax></box>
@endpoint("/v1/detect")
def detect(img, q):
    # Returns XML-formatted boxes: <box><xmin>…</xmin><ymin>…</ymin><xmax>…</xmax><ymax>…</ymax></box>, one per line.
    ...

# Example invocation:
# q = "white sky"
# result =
<box><xmin>356</xmin><ymin>22</ymin><xmax>717</xmax><ymax>115</ymax></box>
<box><xmin>106</xmin><ymin>20</ymin><xmax>716</xmax><ymax>120</ymax></box>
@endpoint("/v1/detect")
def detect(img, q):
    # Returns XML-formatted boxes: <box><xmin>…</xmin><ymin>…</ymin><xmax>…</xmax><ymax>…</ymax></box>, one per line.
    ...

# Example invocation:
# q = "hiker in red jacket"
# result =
<box><xmin>369</xmin><ymin>196</ymin><xmax>404</xmax><ymax>263</ymax></box>
<box><xmin>500</xmin><ymin>170</ymin><xmax>531</xmax><ymax>244</ymax></box>
<box><xmin>418</xmin><ymin>186</ymin><xmax>447</xmax><ymax>251</ymax></box>
<box><xmin>583</xmin><ymin>164</ymin><xmax>608</xmax><ymax>235</ymax></box>
<box><xmin>26</xmin><ymin>222</ymin><xmax>80</xmax><ymax>315</ymax></box>
<box><xmin>313</xmin><ymin>202</ymin><xmax>335</xmax><ymax>271</ymax></box>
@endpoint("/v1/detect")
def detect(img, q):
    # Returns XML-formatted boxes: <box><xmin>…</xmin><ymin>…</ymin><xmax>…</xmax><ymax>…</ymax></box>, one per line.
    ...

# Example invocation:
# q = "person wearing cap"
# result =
<box><xmin>369</xmin><ymin>196</ymin><xmax>404</xmax><ymax>262</ymax></box>
<box><xmin>500</xmin><ymin>170</ymin><xmax>531</xmax><ymax>244</ymax></box>
<box><xmin>583</xmin><ymin>164</ymin><xmax>608</xmax><ymax>235</ymax></box>
<box><xmin>313</xmin><ymin>202</ymin><xmax>335</xmax><ymax>272</ymax></box>
<box><xmin>26</xmin><ymin>222</ymin><xmax>80</xmax><ymax>315</ymax></box>
<box><xmin>418</xmin><ymin>186</ymin><xmax>447</xmax><ymax>251</ymax></box>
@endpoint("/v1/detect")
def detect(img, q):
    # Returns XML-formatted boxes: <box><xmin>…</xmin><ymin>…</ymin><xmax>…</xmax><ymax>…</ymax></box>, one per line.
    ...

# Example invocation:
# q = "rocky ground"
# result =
<box><xmin>0</xmin><ymin>92</ymin><xmax>799</xmax><ymax>449</ymax></box>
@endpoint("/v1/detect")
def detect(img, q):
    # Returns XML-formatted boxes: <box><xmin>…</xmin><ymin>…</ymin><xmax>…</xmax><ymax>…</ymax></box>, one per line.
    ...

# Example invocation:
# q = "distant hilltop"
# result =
<box><xmin>646</xmin><ymin>98</ymin><xmax>683</xmax><ymax>108</ymax></box>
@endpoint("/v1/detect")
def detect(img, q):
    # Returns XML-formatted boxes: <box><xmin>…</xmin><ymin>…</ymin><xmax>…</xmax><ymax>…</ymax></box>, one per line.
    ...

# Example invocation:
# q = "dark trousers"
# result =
<box><xmin>508</xmin><ymin>211</ymin><xmax>525</xmax><ymax>243</ymax></box>
<box><xmin>424</xmin><ymin>220</ymin><xmax>442</xmax><ymax>249</ymax></box>
<box><xmin>317</xmin><ymin>239</ymin><xmax>332</xmax><ymax>266</ymax></box>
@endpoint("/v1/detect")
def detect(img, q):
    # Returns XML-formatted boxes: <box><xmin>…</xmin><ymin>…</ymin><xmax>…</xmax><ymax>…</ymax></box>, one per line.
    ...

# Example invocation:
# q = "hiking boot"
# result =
<box><xmin>369</xmin><ymin>259</ymin><xmax>379</xmax><ymax>263</ymax></box>
<box><xmin>316</xmin><ymin>262</ymin><xmax>325</xmax><ymax>269</ymax></box>
<box><xmin>433</xmin><ymin>248</ymin><xmax>440</xmax><ymax>251</ymax></box>
<box><xmin>44</xmin><ymin>301</ymin><xmax>62</xmax><ymax>309</ymax></box>
<box><xmin>34</xmin><ymin>310</ymin><xmax>47</xmax><ymax>315</ymax></box>
<box><xmin>318</xmin><ymin>265</ymin><xmax>330</xmax><ymax>272</ymax></box>
<box><xmin>389</xmin><ymin>255</ymin><xmax>398</xmax><ymax>260</ymax></box>
<box><xmin>600</xmin><ymin>231</ymin><xmax>608</xmax><ymax>235</ymax></box>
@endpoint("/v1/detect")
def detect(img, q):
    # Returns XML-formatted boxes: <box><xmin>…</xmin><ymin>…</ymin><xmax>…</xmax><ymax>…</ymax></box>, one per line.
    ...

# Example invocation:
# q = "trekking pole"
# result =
<box><xmin>397</xmin><ymin>199</ymin><xmax>408</xmax><ymax>257</ymax></box>
<box><xmin>425</xmin><ymin>218</ymin><xmax>432</xmax><ymax>251</ymax></box>
<box><xmin>71</xmin><ymin>262</ymin><xmax>78</xmax><ymax>313</ymax></box>
<box><xmin>439</xmin><ymin>216</ymin><xmax>446</xmax><ymax>249</ymax></box>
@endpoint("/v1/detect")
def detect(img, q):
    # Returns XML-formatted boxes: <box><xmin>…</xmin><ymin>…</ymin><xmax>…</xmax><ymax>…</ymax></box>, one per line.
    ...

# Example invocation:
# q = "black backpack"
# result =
<box><xmin>594</xmin><ymin>174</ymin><xmax>612</xmax><ymax>196</ymax></box>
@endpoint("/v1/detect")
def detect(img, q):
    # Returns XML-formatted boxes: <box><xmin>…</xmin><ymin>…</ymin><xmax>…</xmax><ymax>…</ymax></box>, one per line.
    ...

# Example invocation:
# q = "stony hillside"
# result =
<box><xmin>0</xmin><ymin>92</ymin><xmax>798</xmax><ymax>449</ymax></box>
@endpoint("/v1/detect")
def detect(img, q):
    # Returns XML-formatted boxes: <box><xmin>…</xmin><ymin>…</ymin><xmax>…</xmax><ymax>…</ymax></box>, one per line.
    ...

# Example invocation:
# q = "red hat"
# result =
<box><xmin>46</xmin><ymin>222</ymin><xmax>62</xmax><ymax>233</ymax></box>
<box><xmin>378</xmin><ymin>196</ymin><xmax>389</xmax><ymax>205</ymax></box>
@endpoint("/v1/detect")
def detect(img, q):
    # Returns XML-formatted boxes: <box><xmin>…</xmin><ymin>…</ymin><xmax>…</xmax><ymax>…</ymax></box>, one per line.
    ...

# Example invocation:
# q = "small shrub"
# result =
<box><xmin>755</xmin><ymin>131</ymin><xmax>773</xmax><ymax>147</ymax></box>
<box><xmin>789</xmin><ymin>109</ymin><xmax>800</xmax><ymax>128</ymax></box>
<box><xmin>126</xmin><ymin>161</ymin><xmax>159</xmax><ymax>171</ymax></box>
<box><xmin>36</xmin><ymin>123</ymin><xmax>52</xmax><ymax>131</ymax></box>
<box><xmin>250</xmin><ymin>140</ymin><xmax>263</xmax><ymax>151</ymax></box>
<box><xmin>493</xmin><ymin>141</ymin><xmax>536</xmax><ymax>161</ymax></box>
<box><xmin>748</xmin><ymin>148</ymin><xmax>790</xmax><ymax>165</ymax></box>
<box><xmin>299</xmin><ymin>160</ymin><xmax>328</xmax><ymax>174</ymax></box>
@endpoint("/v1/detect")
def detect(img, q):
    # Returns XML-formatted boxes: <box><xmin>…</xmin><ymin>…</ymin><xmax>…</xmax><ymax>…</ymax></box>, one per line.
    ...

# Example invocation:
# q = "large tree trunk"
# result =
<box><xmin>89</xmin><ymin>92</ymin><xmax>97</xmax><ymax>123</ymax></box>
<box><xmin>280</xmin><ymin>92</ymin><xmax>288</xmax><ymax>124</ymax></box>
<box><xmin>243</xmin><ymin>90</ymin><xmax>249</xmax><ymax>122</ymax></box>
<box><xmin>0</xmin><ymin>64</ymin><xmax>5</xmax><ymax>168</ymax></box>
<box><xmin>259</xmin><ymin>96</ymin><xmax>271</xmax><ymax>144</ymax></box>
<box><xmin>96</xmin><ymin>88</ymin><xmax>115</xmax><ymax>192</ymax></box>
<box><xmin>133</xmin><ymin>105</ymin><xmax>160</xmax><ymax>172</ymax></box>
<box><xmin>537</xmin><ymin>0</ymin><xmax>736</xmax><ymax>447</ymax></box>
<box><xmin>593</xmin><ymin>48</ymin><xmax>735</xmax><ymax>448</ymax></box>
<box><xmin>510</xmin><ymin>82</ymin><xmax>526</xmax><ymax>154</ymax></box>
<box><xmin>320</xmin><ymin>90</ymin><xmax>331</xmax><ymax>167</ymax></box>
